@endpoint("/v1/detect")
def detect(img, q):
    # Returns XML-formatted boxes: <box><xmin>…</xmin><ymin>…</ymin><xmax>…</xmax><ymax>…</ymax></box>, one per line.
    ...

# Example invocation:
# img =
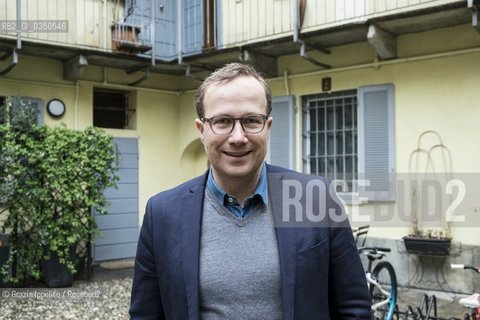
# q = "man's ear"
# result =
<box><xmin>266</xmin><ymin>116</ymin><xmax>273</xmax><ymax>130</ymax></box>
<box><xmin>195</xmin><ymin>119</ymin><xmax>205</xmax><ymax>136</ymax></box>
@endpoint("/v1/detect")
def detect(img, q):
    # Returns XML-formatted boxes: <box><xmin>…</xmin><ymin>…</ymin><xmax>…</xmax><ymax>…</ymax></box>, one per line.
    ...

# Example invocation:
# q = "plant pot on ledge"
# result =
<box><xmin>111</xmin><ymin>23</ymin><xmax>152</xmax><ymax>54</ymax></box>
<box><xmin>403</xmin><ymin>236</ymin><xmax>451</xmax><ymax>256</ymax></box>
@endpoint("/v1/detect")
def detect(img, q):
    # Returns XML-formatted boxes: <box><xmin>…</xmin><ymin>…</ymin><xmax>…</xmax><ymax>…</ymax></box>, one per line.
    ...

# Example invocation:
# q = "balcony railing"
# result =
<box><xmin>0</xmin><ymin>0</ymin><xmax>463</xmax><ymax>54</ymax></box>
<box><xmin>218</xmin><ymin>0</ymin><xmax>462</xmax><ymax>48</ymax></box>
<box><xmin>0</xmin><ymin>0</ymin><xmax>121</xmax><ymax>50</ymax></box>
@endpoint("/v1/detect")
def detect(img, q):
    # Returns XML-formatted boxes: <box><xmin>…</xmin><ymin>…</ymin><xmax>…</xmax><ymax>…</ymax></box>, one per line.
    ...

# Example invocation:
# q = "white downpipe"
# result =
<box><xmin>283</xmin><ymin>70</ymin><xmax>290</xmax><ymax>95</ymax></box>
<box><xmin>177</xmin><ymin>0</ymin><xmax>183</xmax><ymax>64</ymax></box>
<box><xmin>151</xmin><ymin>0</ymin><xmax>156</xmax><ymax>66</ymax></box>
<box><xmin>16</xmin><ymin>0</ymin><xmax>22</xmax><ymax>49</ymax></box>
<box><xmin>292</xmin><ymin>0</ymin><xmax>299</xmax><ymax>42</ymax></box>
<box><xmin>74</xmin><ymin>80</ymin><xmax>79</xmax><ymax>130</ymax></box>
<box><xmin>103</xmin><ymin>0</ymin><xmax>107</xmax><ymax>49</ymax></box>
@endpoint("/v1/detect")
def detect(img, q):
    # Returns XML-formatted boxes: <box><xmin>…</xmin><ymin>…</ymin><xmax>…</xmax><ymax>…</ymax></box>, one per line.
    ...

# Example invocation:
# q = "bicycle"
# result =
<box><xmin>450</xmin><ymin>264</ymin><xmax>480</xmax><ymax>320</ymax></box>
<box><xmin>359</xmin><ymin>246</ymin><xmax>398</xmax><ymax>320</ymax></box>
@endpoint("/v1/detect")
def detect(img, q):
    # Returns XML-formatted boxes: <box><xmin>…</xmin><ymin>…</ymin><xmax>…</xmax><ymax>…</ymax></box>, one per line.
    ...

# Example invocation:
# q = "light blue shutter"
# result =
<box><xmin>127</xmin><ymin>0</ymin><xmax>178</xmax><ymax>61</ymax></box>
<box><xmin>183</xmin><ymin>0</ymin><xmax>203</xmax><ymax>56</ymax></box>
<box><xmin>358</xmin><ymin>84</ymin><xmax>395</xmax><ymax>201</ymax></box>
<box><xmin>94</xmin><ymin>137</ymin><xmax>139</xmax><ymax>262</ymax></box>
<box><xmin>269</xmin><ymin>96</ymin><xmax>296</xmax><ymax>170</ymax></box>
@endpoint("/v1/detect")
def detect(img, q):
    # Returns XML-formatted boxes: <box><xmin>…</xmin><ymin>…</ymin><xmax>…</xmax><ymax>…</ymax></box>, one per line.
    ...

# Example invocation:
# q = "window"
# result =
<box><xmin>303</xmin><ymin>85</ymin><xmax>395</xmax><ymax>201</ymax></box>
<box><xmin>0</xmin><ymin>96</ymin><xmax>44</xmax><ymax>125</ymax></box>
<box><xmin>303</xmin><ymin>90</ymin><xmax>358</xmax><ymax>189</ymax></box>
<box><xmin>93</xmin><ymin>89</ymin><xmax>136</xmax><ymax>129</ymax></box>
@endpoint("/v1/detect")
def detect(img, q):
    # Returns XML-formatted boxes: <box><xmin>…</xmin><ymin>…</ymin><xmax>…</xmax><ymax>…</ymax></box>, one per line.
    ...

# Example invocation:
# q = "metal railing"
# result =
<box><xmin>0</xmin><ymin>0</ymin><xmax>117</xmax><ymax>50</ymax></box>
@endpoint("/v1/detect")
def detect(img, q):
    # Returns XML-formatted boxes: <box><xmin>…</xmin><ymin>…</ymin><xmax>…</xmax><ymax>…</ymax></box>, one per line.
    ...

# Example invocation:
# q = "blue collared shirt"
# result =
<box><xmin>206</xmin><ymin>163</ymin><xmax>269</xmax><ymax>219</ymax></box>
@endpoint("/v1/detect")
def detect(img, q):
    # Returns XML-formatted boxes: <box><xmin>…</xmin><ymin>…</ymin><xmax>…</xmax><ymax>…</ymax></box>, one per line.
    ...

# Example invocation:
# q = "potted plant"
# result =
<box><xmin>403</xmin><ymin>130</ymin><xmax>453</xmax><ymax>256</ymax></box>
<box><xmin>110</xmin><ymin>20</ymin><xmax>151</xmax><ymax>53</ymax></box>
<box><xmin>403</xmin><ymin>229</ymin><xmax>451</xmax><ymax>256</ymax></box>
<box><xmin>0</xmin><ymin>96</ymin><xmax>118</xmax><ymax>287</ymax></box>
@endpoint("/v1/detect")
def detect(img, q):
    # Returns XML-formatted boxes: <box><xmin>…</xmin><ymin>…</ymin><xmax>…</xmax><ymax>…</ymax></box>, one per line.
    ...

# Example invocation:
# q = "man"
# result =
<box><xmin>129</xmin><ymin>63</ymin><xmax>371</xmax><ymax>319</ymax></box>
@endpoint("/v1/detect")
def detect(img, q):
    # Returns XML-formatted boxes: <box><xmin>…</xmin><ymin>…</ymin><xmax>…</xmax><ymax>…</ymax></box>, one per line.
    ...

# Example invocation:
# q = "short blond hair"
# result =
<box><xmin>194</xmin><ymin>63</ymin><xmax>272</xmax><ymax>118</ymax></box>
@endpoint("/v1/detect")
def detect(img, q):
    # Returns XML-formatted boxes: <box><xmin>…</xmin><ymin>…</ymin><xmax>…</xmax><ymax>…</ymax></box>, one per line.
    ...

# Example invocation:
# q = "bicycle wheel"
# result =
<box><xmin>370</xmin><ymin>261</ymin><xmax>398</xmax><ymax>320</ymax></box>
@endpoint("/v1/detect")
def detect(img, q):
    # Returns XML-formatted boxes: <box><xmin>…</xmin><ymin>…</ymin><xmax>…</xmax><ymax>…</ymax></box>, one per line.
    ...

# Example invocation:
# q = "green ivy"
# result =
<box><xmin>0</xmin><ymin>96</ymin><xmax>118</xmax><ymax>285</ymax></box>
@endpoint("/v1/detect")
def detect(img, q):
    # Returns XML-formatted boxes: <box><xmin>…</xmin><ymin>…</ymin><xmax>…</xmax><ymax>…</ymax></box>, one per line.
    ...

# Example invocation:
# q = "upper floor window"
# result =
<box><xmin>93</xmin><ymin>89</ymin><xmax>136</xmax><ymax>129</ymax></box>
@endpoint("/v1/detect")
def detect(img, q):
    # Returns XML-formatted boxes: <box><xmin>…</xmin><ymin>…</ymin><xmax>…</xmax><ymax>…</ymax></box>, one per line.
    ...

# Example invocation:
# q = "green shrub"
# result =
<box><xmin>0</xmin><ymin>96</ymin><xmax>118</xmax><ymax>285</ymax></box>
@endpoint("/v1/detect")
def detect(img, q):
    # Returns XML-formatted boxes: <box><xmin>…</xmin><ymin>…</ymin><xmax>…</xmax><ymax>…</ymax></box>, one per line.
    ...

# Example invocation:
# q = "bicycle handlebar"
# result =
<box><xmin>358</xmin><ymin>247</ymin><xmax>391</xmax><ymax>254</ymax></box>
<box><xmin>450</xmin><ymin>264</ymin><xmax>480</xmax><ymax>273</ymax></box>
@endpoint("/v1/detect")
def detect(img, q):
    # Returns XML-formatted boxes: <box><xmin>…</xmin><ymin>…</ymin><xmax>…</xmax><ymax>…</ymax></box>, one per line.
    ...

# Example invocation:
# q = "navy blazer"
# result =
<box><xmin>130</xmin><ymin>165</ymin><xmax>371</xmax><ymax>319</ymax></box>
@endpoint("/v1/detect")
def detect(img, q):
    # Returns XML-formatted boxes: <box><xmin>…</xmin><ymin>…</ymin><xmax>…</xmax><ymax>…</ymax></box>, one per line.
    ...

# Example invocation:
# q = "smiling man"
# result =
<box><xmin>129</xmin><ymin>63</ymin><xmax>371</xmax><ymax>320</ymax></box>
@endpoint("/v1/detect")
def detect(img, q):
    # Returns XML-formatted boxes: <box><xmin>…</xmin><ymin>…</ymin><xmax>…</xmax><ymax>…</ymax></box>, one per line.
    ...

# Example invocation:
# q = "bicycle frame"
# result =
<box><xmin>359</xmin><ymin>247</ymin><xmax>397</xmax><ymax>320</ymax></box>
<box><xmin>366</xmin><ymin>271</ymin><xmax>392</xmax><ymax>311</ymax></box>
<box><xmin>450</xmin><ymin>264</ymin><xmax>480</xmax><ymax>320</ymax></box>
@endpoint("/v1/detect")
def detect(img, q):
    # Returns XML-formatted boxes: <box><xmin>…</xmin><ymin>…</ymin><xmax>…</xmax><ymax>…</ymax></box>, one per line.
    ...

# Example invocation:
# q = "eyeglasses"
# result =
<box><xmin>201</xmin><ymin>114</ymin><xmax>269</xmax><ymax>135</ymax></box>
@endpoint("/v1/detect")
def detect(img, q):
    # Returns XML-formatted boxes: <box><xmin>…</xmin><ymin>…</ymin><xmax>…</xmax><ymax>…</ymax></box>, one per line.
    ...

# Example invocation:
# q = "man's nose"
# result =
<box><xmin>228</xmin><ymin>120</ymin><xmax>247</xmax><ymax>144</ymax></box>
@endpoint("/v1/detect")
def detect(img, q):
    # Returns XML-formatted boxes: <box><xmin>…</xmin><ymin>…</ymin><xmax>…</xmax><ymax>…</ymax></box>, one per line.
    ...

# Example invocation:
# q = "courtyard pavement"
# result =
<box><xmin>91</xmin><ymin>259</ymin><xmax>472</xmax><ymax>319</ymax></box>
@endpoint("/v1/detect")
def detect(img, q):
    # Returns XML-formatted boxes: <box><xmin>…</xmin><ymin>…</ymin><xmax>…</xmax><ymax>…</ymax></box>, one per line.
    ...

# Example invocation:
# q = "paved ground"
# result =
<box><xmin>90</xmin><ymin>259</ymin><xmax>134</xmax><ymax>282</ymax></box>
<box><xmin>90</xmin><ymin>260</ymin><xmax>472</xmax><ymax>319</ymax></box>
<box><xmin>396</xmin><ymin>287</ymin><xmax>469</xmax><ymax>319</ymax></box>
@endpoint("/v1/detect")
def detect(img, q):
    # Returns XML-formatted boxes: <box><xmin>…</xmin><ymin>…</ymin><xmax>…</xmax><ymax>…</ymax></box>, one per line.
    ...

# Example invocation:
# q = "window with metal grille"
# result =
<box><xmin>303</xmin><ymin>90</ymin><xmax>358</xmax><ymax>191</ymax></box>
<box><xmin>93</xmin><ymin>89</ymin><xmax>136</xmax><ymax>129</ymax></box>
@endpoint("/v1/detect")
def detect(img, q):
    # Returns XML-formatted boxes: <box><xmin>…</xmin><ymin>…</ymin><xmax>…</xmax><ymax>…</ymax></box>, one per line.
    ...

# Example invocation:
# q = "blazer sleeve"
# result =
<box><xmin>129</xmin><ymin>198</ymin><xmax>166</xmax><ymax>320</ymax></box>
<box><xmin>328</xmin><ymin>221</ymin><xmax>372</xmax><ymax>319</ymax></box>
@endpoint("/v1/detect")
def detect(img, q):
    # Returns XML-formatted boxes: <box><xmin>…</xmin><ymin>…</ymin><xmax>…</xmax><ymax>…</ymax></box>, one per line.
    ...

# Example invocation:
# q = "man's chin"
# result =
<box><xmin>220</xmin><ymin>165</ymin><xmax>255</xmax><ymax>179</ymax></box>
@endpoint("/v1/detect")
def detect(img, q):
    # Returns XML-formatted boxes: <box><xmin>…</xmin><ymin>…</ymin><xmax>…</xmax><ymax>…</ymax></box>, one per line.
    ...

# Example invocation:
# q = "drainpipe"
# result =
<box><xmin>292</xmin><ymin>0</ymin><xmax>299</xmax><ymax>42</ymax></box>
<box><xmin>0</xmin><ymin>0</ymin><xmax>21</xmax><ymax>76</ymax></box>
<box><xmin>177</xmin><ymin>0</ymin><xmax>183</xmax><ymax>64</ymax></box>
<box><xmin>291</xmin><ymin>0</ymin><xmax>330</xmax><ymax>69</ymax></box>
<box><xmin>16</xmin><ymin>0</ymin><xmax>21</xmax><ymax>51</ymax></box>
<box><xmin>151</xmin><ymin>0</ymin><xmax>156</xmax><ymax>66</ymax></box>
<box><xmin>102</xmin><ymin>0</ymin><xmax>107</xmax><ymax>49</ymax></box>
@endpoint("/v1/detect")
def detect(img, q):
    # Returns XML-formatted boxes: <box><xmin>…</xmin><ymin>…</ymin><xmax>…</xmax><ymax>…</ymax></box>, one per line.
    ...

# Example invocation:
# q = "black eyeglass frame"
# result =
<box><xmin>200</xmin><ymin>114</ymin><xmax>270</xmax><ymax>135</ymax></box>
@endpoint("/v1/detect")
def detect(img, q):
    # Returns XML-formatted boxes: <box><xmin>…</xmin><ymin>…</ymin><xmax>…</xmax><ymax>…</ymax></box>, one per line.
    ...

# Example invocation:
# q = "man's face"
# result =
<box><xmin>195</xmin><ymin>76</ymin><xmax>272</xmax><ymax>183</ymax></box>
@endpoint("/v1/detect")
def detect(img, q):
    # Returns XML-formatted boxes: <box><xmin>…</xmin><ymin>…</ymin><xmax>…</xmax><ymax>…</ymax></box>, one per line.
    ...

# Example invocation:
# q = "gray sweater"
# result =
<box><xmin>199</xmin><ymin>188</ymin><xmax>283</xmax><ymax>320</ymax></box>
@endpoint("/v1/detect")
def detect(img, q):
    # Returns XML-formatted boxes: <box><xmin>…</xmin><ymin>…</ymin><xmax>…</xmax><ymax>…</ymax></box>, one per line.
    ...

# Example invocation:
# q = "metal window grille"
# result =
<box><xmin>303</xmin><ymin>90</ymin><xmax>358</xmax><ymax>191</ymax></box>
<box><xmin>93</xmin><ymin>89</ymin><xmax>135</xmax><ymax>129</ymax></box>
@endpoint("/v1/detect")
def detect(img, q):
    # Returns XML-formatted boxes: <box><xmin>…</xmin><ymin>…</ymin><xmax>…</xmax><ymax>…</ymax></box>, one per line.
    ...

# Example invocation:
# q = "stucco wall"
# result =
<box><xmin>2</xmin><ymin>23</ymin><xmax>479</xmax><ymax>246</ymax></box>
<box><xmin>0</xmin><ymin>58</ymin><xmax>184</xmax><ymax>226</ymax></box>
<box><xmin>265</xmin><ymin>23</ymin><xmax>480</xmax><ymax>245</ymax></box>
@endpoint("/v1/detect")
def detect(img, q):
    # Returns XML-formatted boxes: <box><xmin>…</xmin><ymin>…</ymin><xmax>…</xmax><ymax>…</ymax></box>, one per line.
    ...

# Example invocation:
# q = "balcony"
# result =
<box><xmin>0</xmin><ymin>0</ymin><xmax>473</xmax><ymax>78</ymax></box>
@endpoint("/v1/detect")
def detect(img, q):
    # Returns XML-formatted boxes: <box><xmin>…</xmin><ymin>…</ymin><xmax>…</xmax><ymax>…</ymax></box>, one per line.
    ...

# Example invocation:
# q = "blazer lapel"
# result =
<box><xmin>268</xmin><ymin>169</ymin><xmax>296</xmax><ymax>320</ymax></box>
<box><xmin>181</xmin><ymin>174</ymin><xmax>207</xmax><ymax>320</ymax></box>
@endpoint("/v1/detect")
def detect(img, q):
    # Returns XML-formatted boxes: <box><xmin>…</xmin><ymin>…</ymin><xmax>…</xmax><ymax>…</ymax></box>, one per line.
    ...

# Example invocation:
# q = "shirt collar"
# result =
<box><xmin>206</xmin><ymin>163</ymin><xmax>269</xmax><ymax>207</ymax></box>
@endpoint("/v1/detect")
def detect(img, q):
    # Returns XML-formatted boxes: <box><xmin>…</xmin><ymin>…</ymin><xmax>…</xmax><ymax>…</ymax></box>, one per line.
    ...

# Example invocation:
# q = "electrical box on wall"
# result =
<box><xmin>322</xmin><ymin>77</ymin><xmax>331</xmax><ymax>92</ymax></box>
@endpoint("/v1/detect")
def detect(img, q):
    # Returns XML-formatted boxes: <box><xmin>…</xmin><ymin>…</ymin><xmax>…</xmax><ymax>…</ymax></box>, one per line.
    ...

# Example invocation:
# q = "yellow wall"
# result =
<box><xmin>2</xmin><ymin>22</ymin><xmax>479</xmax><ymax>244</ymax></box>
<box><xmin>0</xmin><ymin>55</ymin><xmax>186</xmax><ymax>225</ymax></box>
<box><xmin>268</xmin><ymin>24</ymin><xmax>480</xmax><ymax>244</ymax></box>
